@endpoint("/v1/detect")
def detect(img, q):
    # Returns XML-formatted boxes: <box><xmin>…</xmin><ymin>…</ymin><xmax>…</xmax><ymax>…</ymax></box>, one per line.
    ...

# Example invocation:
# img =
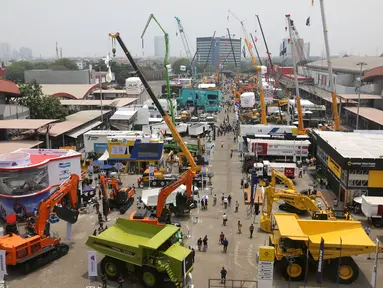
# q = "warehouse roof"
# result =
<box><xmin>48</xmin><ymin>110</ymin><xmax>110</xmax><ymax>137</ymax></box>
<box><xmin>338</xmin><ymin>94</ymin><xmax>382</xmax><ymax>100</ymax></box>
<box><xmin>60</xmin><ymin>98</ymin><xmax>137</xmax><ymax>108</ymax></box>
<box><xmin>41</xmin><ymin>84</ymin><xmax>102</xmax><ymax>99</ymax></box>
<box><xmin>300</xmin><ymin>85</ymin><xmax>357</xmax><ymax>104</ymax></box>
<box><xmin>307</xmin><ymin>56</ymin><xmax>383</xmax><ymax>74</ymax></box>
<box><xmin>0</xmin><ymin>119</ymin><xmax>57</xmax><ymax>129</ymax></box>
<box><xmin>344</xmin><ymin>107</ymin><xmax>383</xmax><ymax>126</ymax></box>
<box><xmin>362</xmin><ymin>66</ymin><xmax>383</xmax><ymax>82</ymax></box>
<box><xmin>315</xmin><ymin>130</ymin><xmax>383</xmax><ymax>158</ymax></box>
<box><xmin>0</xmin><ymin>140</ymin><xmax>43</xmax><ymax>154</ymax></box>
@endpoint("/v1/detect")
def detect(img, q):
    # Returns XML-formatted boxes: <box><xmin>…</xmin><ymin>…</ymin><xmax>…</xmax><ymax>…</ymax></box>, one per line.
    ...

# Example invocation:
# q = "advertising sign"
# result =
<box><xmin>149</xmin><ymin>166</ymin><xmax>155</xmax><ymax>181</ymax></box>
<box><xmin>258</xmin><ymin>246</ymin><xmax>274</xmax><ymax>288</ymax></box>
<box><xmin>93</xmin><ymin>143</ymin><xmax>108</xmax><ymax>155</ymax></box>
<box><xmin>327</xmin><ymin>156</ymin><xmax>342</xmax><ymax>179</ymax></box>
<box><xmin>48</xmin><ymin>157</ymin><xmax>81</xmax><ymax>185</ymax></box>
<box><xmin>87</xmin><ymin>251</ymin><xmax>97</xmax><ymax>277</ymax></box>
<box><xmin>251</xmin><ymin>141</ymin><xmax>309</xmax><ymax>157</ymax></box>
<box><xmin>316</xmin><ymin>238</ymin><xmax>325</xmax><ymax>284</ymax></box>
<box><xmin>284</xmin><ymin>167</ymin><xmax>295</xmax><ymax>178</ymax></box>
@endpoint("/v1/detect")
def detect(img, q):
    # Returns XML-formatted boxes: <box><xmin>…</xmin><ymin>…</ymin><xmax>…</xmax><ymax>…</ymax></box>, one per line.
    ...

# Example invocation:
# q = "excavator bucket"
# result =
<box><xmin>54</xmin><ymin>206</ymin><xmax>79</xmax><ymax>224</ymax></box>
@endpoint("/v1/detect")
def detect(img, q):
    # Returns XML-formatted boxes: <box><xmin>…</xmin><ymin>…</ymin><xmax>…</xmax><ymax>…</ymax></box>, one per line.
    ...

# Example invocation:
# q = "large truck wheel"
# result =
<box><xmin>329</xmin><ymin>256</ymin><xmax>359</xmax><ymax>284</ymax></box>
<box><xmin>152</xmin><ymin>181</ymin><xmax>157</xmax><ymax>187</ymax></box>
<box><xmin>372</xmin><ymin>218</ymin><xmax>382</xmax><ymax>227</ymax></box>
<box><xmin>101</xmin><ymin>256</ymin><xmax>124</xmax><ymax>281</ymax></box>
<box><xmin>282</xmin><ymin>257</ymin><xmax>305</xmax><ymax>281</ymax></box>
<box><xmin>141</xmin><ymin>266</ymin><xmax>162</xmax><ymax>288</ymax></box>
<box><xmin>160</xmin><ymin>181</ymin><xmax>166</xmax><ymax>187</ymax></box>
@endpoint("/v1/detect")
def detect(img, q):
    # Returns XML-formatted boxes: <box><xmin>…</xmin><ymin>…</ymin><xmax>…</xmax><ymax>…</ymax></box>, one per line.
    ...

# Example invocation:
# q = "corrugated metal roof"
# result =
<box><xmin>0</xmin><ymin>119</ymin><xmax>57</xmax><ymax>129</ymax></box>
<box><xmin>344</xmin><ymin>107</ymin><xmax>383</xmax><ymax>126</ymax></box>
<box><xmin>338</xmin><ymin>93</ymin><xmax>382</xmax><ymax>100</ymax></box>
<box><xmin>66</xmin><ymin>121</ymin><xmax>102</xmax><ymax>138</ymax></box>
<box><xmin>306</xmin><ymin>56</ymin><xmax>383</xmax><ymax>74</ymax></box>
<box><xmin>41</xmin><ymin>84</ymin><xmax>100</xmax><ymax>99</ymax></box>
<box><xmin>0</xmin><ymin>140</ymin><xmax>43</xmax><ymax>154</ymax></box>
<box><xmin>60</xmin><ymin>98</ymin><xmax>137</xmax><ymax>108</ymax></box>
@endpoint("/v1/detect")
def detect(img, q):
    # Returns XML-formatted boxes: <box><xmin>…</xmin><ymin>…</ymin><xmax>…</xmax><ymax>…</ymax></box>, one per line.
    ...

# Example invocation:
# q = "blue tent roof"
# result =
<box><xmin>100</xmin><ymin>164</ymin><xmax>114</xmax><ymax>170</ymax></box>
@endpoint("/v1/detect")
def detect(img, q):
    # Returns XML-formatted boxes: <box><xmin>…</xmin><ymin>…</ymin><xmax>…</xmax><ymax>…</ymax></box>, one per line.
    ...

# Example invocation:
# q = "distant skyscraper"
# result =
<box><xmin>0</xmin><ymin>42</ymin><xmax>11</xmax><ymax>61</ymax></box>
<box><xmin>154</xmin><ymin>36</ymin><xmax>166</xmax><ymax>58</ymax></box>
<box><xmin>280</xmin><ymin>38</ymin><xmax>310</xmax><ymax>63</ymax></box>
<box><xmin>19</xmin><ymin>47</ymin><xmax>33</xmax><ymax>61</ymax></box>
<box><xmin>196</xmin><ymin>37</ymin><xmax>241</xmax><ymax>69</ymax></box>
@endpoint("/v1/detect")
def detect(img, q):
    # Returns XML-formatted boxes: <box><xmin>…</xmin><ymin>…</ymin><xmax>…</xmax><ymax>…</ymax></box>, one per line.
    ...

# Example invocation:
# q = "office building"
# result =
<box><xmin>196</xmin><ymin>37</ymin><xmax>241</xmax><ymax>69</ymax></box>
<box><xmin>154</xmin><ymin>36</ymin><xmax>166</xmax><ymax>58</ymax></box>
<box><xmin>0</xmin><ymin>42</ymin><xmax>11</xmax><ymax>62</ymax></box>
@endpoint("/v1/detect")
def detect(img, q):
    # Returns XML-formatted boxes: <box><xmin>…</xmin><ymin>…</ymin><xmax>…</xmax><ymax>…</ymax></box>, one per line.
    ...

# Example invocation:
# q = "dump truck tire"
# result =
<box><xmin>372</xmin><ymin>218</ymin><xmax>381</xmax><ymax>227</ymax></box>
<box><xmin>152</xmin><ymin>181</ymin><xmax>158</xmax><ymax>187</ymax></box>
<box><xmin>141</xmin><ymin>266</ymin><xmax>162</xmax><ymax>288</ymax></box>
<box><xmin>101</xmin><ymin>256</ymin><xmax>124</xmax><ymax>281</ymax></box>
<box><xmin>282</xmin><ymin>257</ymin><xmax>305</xmax><ymax>281</ymax></box>
<box><xmin>329</xmin><ymin>256</ymin><xmax>359</xmax><ymax>284</ymax></box>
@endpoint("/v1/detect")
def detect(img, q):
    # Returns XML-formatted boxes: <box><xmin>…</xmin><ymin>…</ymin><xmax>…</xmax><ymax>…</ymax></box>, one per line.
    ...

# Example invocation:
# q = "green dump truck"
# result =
<box><xmin>86</xmin><ymin>218</ymin><xmax>193</xmax><ymax>288</ymax></box>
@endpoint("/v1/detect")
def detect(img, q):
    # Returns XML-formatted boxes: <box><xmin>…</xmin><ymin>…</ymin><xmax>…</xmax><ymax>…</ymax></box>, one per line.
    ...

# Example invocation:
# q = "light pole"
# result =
<box><xmin>356</xmin><ymin>62</ymin><xmax>367</xmax><ymax>130</ymax></box>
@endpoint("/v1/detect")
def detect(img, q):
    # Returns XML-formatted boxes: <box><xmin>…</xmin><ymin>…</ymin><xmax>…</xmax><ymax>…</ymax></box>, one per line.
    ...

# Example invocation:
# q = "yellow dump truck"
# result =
<box><xmin>269</xmin><ymin>213</ymin><xmax>380</xmax><ymax>284</ymax></box>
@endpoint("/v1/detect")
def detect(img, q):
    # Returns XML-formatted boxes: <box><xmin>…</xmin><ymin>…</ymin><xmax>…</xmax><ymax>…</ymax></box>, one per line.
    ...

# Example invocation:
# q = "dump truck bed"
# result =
<box><xmin>273</xmin><ymin>213</ymin><xmax>377</xmax><ymax>260</ymax></box>
<box><xmin>88</xmin><ymin>218</ymin><xmax>179</xmax><ymax>249</ymax></box>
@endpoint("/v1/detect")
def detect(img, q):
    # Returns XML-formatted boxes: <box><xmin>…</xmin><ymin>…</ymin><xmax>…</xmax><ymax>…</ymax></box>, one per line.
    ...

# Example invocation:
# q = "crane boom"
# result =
<box><xmin>202</xmin><ymin>31</ymin><xmax>216</xmax><ymax>83</ymax></box>
<box><xmin>319</xmin><ymin>0</ymin><xmax>341</xmax><ymax>130</ymax></box>
<box><xmin>109</xmin><ymin>33</ymin><xmax>200</xmax><ymax>222</ymax></box>
<box><xmin>228</xmin><ymin>10</ymin><xmax>267</xmax><ymax>124</ymax></box>
<box><xmin>174</xmin><ymin>17</ymin><xmax>193</xmax><ymax>61</ymax></box>
<box><xmin>141</xmin><ymin>14</ymin><xmax>174</xmax><ymax>123</ymax></box>
<box><xmin>286</xmin><ymin>14</ymin><xmax>306</xmax><ymax>134</ymax></box>
<box><xmin>250</xmin><ymin>33</ymin><xmax>262</xmax><ymax>66</ymax></box>
<box><xmin>256</xmin><ymin>15</ymin><xmax>274</xmax><ymax>83</ymax></box>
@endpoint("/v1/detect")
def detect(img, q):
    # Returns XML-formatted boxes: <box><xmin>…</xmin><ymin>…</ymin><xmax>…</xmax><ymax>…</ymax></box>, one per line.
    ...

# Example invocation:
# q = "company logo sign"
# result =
<box><xmin>59</xmin><ymin>162</ymin><xmax>71</xmax><ymax>169</ymax></box>
<box><xmin>327</xmin><ymin>156</ymin><xmax>341</xmax><ymax>179</ymax></box>
<box><xmin>347</xmin><ymin>161</ymin><xmax>376</xmax><ymax>168</ymax></box>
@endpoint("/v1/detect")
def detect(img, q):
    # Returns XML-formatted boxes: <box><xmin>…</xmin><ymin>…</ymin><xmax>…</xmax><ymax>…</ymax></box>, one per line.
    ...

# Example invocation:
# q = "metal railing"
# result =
<box><xmin>208</xmin><ymin>279</ymin><xmax>258</xmax><ymax>288</ymax></box>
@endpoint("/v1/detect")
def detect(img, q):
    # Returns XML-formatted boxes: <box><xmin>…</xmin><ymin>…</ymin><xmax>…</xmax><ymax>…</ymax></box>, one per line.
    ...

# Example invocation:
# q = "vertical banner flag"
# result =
<box><xmin>316</xmin><ymin>238</ymin><xmax>325</xmax><ymax>284</ymax></box>
<box><xmin>250</xmin><ymin>171</ymin><xmax>258</xmax><ymax>206</ymax></box>
<box><xmin>149</xmin><ymin>166</ymin><xmax>155</xmax><ymax>180</ymax></box>
<box><xmin>0</xmin><ymin>250</ymin><xmax>7</xmax><ymax>279</ymax></box>
<box><xmin>88</xmin><ymin>251</ymin><xmax>98</xmax><ymax>277</ymax></box>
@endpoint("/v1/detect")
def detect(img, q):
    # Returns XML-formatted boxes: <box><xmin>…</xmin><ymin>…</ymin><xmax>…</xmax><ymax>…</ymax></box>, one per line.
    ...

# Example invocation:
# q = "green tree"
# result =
<box><xmin>51</xmin><ymin>58</ymin><xmax>78</xmax><ymax>70</ymax></box>
<box><xmin>172</xmin><ymin>58</ymin><xmax>190</xmax><ymax>74</ymax></box>
<box><xmin>16</xmin><ymin>82</ymin><xmax>68</xmax><ymax>120</ymax></box>
<box><xmin>5</xmin><ymin>61</ymin><xmax>34</xmax><ymax>83</ymax></box>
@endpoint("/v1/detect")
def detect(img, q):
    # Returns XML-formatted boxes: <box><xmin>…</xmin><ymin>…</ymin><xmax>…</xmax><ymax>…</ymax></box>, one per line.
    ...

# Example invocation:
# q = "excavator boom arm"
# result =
<box><xmin>270</xmin><ymin>169</ymin><xmax>296</xmax><ymax>191</ymax></box>
<box><xmin>35</xmin><ymin>174</ymin><xmax>80</xmax><ymax>236</ymax></box>
<box><xmin>109</xmin><ymin>33</ymin><xmax>200</xmax><ymax>173</ymax></box>
<box><xmin>156</xmin><ymin>170</ymin><xmax>194</xmax><ymax>218</ymax></box>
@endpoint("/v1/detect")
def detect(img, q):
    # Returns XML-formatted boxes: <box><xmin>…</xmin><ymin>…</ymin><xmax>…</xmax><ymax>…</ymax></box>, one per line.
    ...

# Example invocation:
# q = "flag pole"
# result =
<box><xmin>336</xmin><ymin>237</ymin><xmax>342</xmax><ymax>287</ymax></box>
<box><xmin>304</xmin><ymin>237</ymin><xmax>310</xmax><ymax>287</ymax></box>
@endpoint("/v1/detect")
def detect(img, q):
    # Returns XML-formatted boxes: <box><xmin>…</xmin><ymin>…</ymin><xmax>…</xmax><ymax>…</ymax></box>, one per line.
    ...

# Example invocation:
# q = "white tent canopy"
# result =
<box><xmin>98</xmin><ymin>150</ymin><xmax>109</xmax><ymax>161</ymax></box>
<box><xmin>141</xmin><ymin>185</ymin><xmax>198</xmax><ymax>207</ymax></box>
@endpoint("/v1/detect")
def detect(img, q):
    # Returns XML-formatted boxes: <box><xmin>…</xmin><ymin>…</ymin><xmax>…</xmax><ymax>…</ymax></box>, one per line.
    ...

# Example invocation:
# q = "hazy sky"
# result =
<box><xmin>2</xmin><ymin>0</ymin><xmax>383</xmax><ymax>59</ymax></box>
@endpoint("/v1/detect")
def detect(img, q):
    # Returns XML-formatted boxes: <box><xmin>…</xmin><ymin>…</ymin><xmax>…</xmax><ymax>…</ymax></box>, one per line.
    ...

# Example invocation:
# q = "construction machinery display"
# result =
<box><xmin>260</xmin><ymin>169</ymin><xmax>352</xmax><ymax>233</ymax></box>
<box><xmin>109</xmin><ymin>32</ymin><xmax>201</xmax><ymax>226</ymax></box>
<box><xmin>100</xmin><ymin>174</ymin><xmax>135</xmax><ymax>214</ymax></box>
<box><xmin>267</xmin><ymin>213</ymin><xmax>380</xmax><ymax>284</ymax></box>
<box><xmin>0</xmin><ymin>174</ymin><xmax>80</xmax><ymax>273</ymax></box>
<box><xmin>86</xmin><ymin>218</ymin><xmax>193</xmax><ymax>287</ymax></box>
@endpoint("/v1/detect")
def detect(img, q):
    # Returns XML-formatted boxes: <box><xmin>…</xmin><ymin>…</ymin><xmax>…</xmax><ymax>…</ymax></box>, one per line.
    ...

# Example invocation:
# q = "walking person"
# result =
<box><xmin>222</xmin><ymin>238</ymin><xmax>229</xmax><ymax>252</ymax></box>
<box><xmin>230</xmin><ymin>149</ymin><xmax>233</xmax><ymax>158</ymax></box>
<box><xmin>197</xmin><ymin>238</ymin><xmax>202</xmax><ymax>251</ymax></box>
<box><xmin>203</xmin><ymin>235</ymin><xmax>208</xmax><ymax>251</ymax></box>
<box><xmin>240</xmin><ymin>178</ymin><xmax>244</xmax><ymax>189</ymax></box>
<box><xmin>222</xmin><ymin>213</ymin><xmax>228</xmax><ymax>226</ymax></box>
<box><xmin>101</xmin><ymin>272</ymin><xmax>107</xmax><ymax>288</ymax></box>
<box><xmin>223</xmin><ymin>197</ymin><xmax>228</xmax><ymax>209</ymax></box>
<box><xmin>221</xmin><ymin>140</ymin><xmax>224</xmax><ymax>148</ymax></box>
<box><xmin>220</xmin><ymin>267</ymin><xmax>227</xmax><ymax>284</ymax></box>
<box><xmin>237</xmin><ymin>221</ymin><xmax>242</xmax><ymax>234</ymax></box>
<box><xmin>235</xmin><ymin>200</ymin><xmax>239</xmax><ymax>213</ymax></box>
<box><xmin>228</xmin><ymin>194</ymin><xmax>232</xmax><ymax>206</ymax></box>
<box><xmin>221</xmin><ymin>193</ymin><xmax>225</xmax><ymax>204</ymax></box>
<box><xmin>117</xmin><ymin>275</ymin><xmax>124</xmax><ymax>288</ymax></box>
<box><xmin>249</xmin><ymin>224</ymin><xmax>254</xmax><ymax>239</ymax></box>
<box><xmin>219</xmin><ymin>232</ymin><xmax>225</xmax><ymax>244</ymax></box>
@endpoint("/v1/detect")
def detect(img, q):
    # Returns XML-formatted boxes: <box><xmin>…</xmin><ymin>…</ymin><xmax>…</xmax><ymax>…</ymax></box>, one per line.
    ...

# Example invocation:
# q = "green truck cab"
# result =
<box><xmin>86</xmin><ymin>218</ymin><xmax>193</xmax><ymax>287</ymax></box>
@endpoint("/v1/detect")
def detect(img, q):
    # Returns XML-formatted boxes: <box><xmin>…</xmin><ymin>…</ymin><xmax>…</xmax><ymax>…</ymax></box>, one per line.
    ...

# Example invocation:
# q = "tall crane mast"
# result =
<box><xmin>202</xmin><ymin>31</ymin><xmax>216</xmax><ymax>84</ymax></box>
<box><xmin>174</xmin><ymin>16</ymin><xmax>196</xmax><ymax>77</ymax></box>
<box><xmin>228</xmin><ymin>10</ymin><xmax>267</xmax><ymax>124</ymax></box>
<box><xmin>141</xmin><ymin>14</ymin><xmax>175</xmax><ymax>123</ymax></box>
<box><xmin>286</xmin><ymin>15</ymin><xmax>306</xmax><ymax>135</ymax></box>
<box><xmin>318</xmin><ymin>0</ymin><xmax>341</xmax><ymax>130</ymax></box>
<box><xmin>256</xmin><ymin>15</ymin><xmax>274</xmax><ymax>84</ymax></box>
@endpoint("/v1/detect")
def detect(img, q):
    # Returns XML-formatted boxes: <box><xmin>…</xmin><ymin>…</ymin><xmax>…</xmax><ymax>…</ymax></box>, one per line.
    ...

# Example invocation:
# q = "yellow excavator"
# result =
<box><xmin>260</xmin><ymin>169</ymin><xmax>352</xmax><ymax>233</ymax></box>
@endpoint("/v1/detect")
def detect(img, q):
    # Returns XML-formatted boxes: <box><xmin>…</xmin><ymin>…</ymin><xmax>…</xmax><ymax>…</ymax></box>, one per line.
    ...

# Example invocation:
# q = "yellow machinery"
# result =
<box><xmin>228</xmin><ymin>10</ymin><xmax>267</xmax><ymax>124</ymax></box>
<box><xmin>260</xmin><ymin>169</ymin><xmax>352</xmax><ymax>233</ymax></box>
<box><xmin>295</xmin><ymin>95</ymin><xmax>307</xmax><ymax>135</ymax></box>
<box><xmin>268</xmin><ymin>213</ymin><xmax>379</xmax><ymax>284</ymax></box>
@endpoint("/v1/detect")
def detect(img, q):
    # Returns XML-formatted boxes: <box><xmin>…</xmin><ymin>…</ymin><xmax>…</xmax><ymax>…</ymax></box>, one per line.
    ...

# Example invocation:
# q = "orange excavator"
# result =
<box><xmin>109</xmin><ymin>32</ymin><xmax>201</xmax><ymax>226</ymax></box>
<box><xmin>99</xmin><ymin>174</ymin><xmax>135</xmax><ymax>214</ymax></box>
<box><xmin>0</xmin><ymin>174</ymin><xmax>80</xmax><ymax>273</ymax></box>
